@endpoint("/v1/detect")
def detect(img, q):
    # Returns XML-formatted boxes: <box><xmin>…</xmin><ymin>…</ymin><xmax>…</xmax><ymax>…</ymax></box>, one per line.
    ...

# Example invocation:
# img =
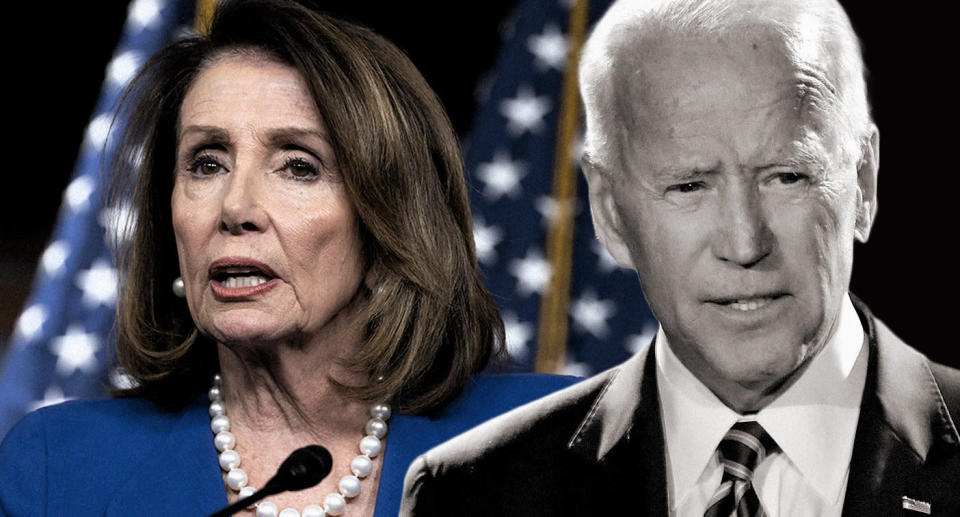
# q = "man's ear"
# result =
<box><xmin>854</xmin><ymin>124</ymin><xmax>879</xmax><ymax>243</ymax></box>
<box><xmin>582</xmin><ymin>153</ymin><xmax>634</xmax><ymax>269</ymax></box>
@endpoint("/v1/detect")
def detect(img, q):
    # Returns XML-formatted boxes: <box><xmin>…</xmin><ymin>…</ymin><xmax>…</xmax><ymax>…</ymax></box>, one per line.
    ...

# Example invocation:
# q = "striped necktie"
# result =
<box><xmin>703</xmin><ymin>420</ymin><xmax>778</xmax><ymax>517</ymax></box>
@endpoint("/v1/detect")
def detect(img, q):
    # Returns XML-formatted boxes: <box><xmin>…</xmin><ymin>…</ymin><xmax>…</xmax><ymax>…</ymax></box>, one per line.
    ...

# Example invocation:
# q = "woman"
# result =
<box><xmin>0</xmin><ymin>1</ymin><xmax>576</xmax><ymax>516</ymax></box>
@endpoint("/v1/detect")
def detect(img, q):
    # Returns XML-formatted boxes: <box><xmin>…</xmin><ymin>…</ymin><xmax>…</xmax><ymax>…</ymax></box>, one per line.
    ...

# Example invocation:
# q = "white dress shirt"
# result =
<box><xmin>656</xmin><ymin>294</ymin><xmax>868</xmax><ymax>517</ymax></box>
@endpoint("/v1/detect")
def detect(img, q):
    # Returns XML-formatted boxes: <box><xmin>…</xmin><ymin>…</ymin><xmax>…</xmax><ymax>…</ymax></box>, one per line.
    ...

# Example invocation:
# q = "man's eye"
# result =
<box><xmin>667</xmin><ymin>182</ymin><xmax>704</xmax><ymax>194</ymax></box>
<box><xmin>773</xmin><ymin>172</ymin><xmax>807</xmax><ymax>185</ymax></box>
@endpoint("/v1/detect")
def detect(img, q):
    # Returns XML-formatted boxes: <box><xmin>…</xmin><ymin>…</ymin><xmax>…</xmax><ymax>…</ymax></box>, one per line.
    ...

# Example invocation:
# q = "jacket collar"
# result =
<box><xmin>857</xmin><ymin>297</ymin><xmax>959</xmax><ymax>460</ymax></box>
<box><xmin>843</xmin><ymin>297</ymin><xmax>959</xmax><ymax>515</ymax></box>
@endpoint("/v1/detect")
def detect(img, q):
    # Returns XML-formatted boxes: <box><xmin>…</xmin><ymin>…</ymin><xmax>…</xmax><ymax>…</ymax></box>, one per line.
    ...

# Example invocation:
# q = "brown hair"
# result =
<box><xmin>110</xmin><ymin>0</ymin><xmax>504</xmax><ymax>414</ymax></box>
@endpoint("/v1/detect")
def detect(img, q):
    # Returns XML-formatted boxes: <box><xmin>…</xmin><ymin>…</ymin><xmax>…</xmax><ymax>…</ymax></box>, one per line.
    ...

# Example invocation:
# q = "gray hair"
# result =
<box><xmin>579</xmin><ymin>0</ymin><xmax>872</xmax><ymax>172</ymax></box>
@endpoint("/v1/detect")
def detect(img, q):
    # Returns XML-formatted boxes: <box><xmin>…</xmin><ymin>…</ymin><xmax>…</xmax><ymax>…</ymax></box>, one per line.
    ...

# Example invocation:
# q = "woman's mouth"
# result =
<box><xmin>209</xmin><ymin>258</ymin><xmax>280</xmax><ymax>300</ymax></box>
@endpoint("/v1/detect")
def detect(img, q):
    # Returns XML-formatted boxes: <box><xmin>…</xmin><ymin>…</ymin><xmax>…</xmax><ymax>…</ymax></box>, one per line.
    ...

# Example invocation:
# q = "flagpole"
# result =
<box><xmin>534</xmin><ymin>0</ymin><xmax>590</xmax><ymax>374</ymax></box>
<box><xmin>195</xmin><ymin>0</ymin><xmax>216</xmax><ymax>34</ymax></box>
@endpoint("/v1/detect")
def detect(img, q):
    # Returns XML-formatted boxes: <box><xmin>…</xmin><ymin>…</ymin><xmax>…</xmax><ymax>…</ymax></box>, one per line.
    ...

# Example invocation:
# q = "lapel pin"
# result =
<box><xmin>901</xmin><ymin>496</ymin><xmax>931</xmax><ymax>514</ymax></box>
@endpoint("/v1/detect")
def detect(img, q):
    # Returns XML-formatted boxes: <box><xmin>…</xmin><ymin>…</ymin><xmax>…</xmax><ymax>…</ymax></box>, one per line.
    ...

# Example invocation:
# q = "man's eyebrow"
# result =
<box><xmin>654</xmin><ymin>167</ymin><xmax>715</xmax><ymax>181</ymax></box>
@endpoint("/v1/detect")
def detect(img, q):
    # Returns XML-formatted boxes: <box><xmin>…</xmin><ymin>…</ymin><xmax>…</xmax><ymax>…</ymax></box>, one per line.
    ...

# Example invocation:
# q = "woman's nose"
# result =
<box><xmin>219</xmin><ymin>169</ymin><xmax>268</xmax><ymax>235</ymax></box>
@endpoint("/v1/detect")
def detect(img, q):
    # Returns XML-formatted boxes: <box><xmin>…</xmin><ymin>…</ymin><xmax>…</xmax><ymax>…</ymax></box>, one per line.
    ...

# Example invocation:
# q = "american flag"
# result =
<box><xmin>0</xmin><ymin>0</ymin><xmax>658</xmax><ymax>438</ymax></box>
<box><xmin>0</xmin><ymin>0</ymin><xmax>195</xmax><ymax>438</ymax></box>
<box><xmin>466</xmin><ymin>0</ymin><xmax>656</xmax><ymax>376</ymax></box>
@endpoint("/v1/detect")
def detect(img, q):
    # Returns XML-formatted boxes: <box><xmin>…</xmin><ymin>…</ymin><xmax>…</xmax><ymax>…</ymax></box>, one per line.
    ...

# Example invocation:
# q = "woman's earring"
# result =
<box><xmin>172</xmin><ymin>277</ymin><xmax>186</xmax><ymax>298</ymax></box>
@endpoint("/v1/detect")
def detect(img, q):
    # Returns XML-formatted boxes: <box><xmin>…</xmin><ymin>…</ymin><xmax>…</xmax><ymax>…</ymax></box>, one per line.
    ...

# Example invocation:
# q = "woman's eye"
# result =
<box><xmin>282</xmin><ymin>157</ymin><xmax>320</xmax><ymax>179</ymax></box>
<box><xmin>188</xmin><ymin>156</ymin><xmax>225</xmax><ymax>176</ymax></box>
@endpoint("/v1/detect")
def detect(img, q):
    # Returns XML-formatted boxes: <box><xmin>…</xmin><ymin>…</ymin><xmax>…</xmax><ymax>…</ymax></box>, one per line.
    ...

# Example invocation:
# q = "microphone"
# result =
<box><xmin>209</xmin><ymin>444</ymin><xmax>333</xmax><ymax>517</ymax></box>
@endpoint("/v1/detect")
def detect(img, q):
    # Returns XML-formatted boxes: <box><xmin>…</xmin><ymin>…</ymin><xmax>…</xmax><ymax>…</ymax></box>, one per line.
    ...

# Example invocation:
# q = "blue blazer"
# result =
<box><xmin>0</xmin><ymin>373</ymin><xmax>578</xmax><ymax>516</ymax></box>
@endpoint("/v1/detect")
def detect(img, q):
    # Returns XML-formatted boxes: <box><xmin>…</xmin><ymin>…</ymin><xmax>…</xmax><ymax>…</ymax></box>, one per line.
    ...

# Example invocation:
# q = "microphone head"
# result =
<box><xmin>274</xmin><ymin>445</ymin><xmax>333</xmax><ymax>491</ymax></box>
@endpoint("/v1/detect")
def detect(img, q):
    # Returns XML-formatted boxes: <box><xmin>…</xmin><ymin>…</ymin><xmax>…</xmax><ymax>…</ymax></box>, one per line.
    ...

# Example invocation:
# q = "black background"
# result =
<box><xmin>2</xmin><ymin>1</ymin><xmax>956</xmax><ymax>367</ymax></box>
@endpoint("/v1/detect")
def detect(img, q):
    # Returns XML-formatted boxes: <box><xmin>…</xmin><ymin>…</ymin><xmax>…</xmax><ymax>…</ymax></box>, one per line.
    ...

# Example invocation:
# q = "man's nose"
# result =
<box><xmin>219</xmin><ymin>168</ymin><xmax>268</xmax><ymax>235</ymax></box>
<box><xmin>712</xmin><ymin>184</ymin><xmax>773</xmax><ymax>268</ymax></box>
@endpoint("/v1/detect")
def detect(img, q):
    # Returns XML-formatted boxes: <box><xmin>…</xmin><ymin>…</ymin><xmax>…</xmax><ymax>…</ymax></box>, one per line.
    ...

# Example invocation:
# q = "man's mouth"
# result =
<box><xmin>708</xmin><ymin>293</ymin><xmax>788</xmax><ymax>312</ymax></box>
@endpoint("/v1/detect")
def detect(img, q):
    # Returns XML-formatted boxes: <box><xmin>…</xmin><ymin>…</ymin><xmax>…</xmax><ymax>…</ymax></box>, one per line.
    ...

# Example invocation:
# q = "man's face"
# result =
<box><xmin>601</xmin><ymin>34</ymin><xmax>875</xmax><ymax>403</ymax></box>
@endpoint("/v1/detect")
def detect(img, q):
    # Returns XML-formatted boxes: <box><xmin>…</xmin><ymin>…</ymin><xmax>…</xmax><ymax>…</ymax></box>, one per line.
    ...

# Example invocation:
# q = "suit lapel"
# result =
<box><xmin>843</xmin><ymin>300</ymin><xmax>960</xmax><ymax>516</ymax></box>
<box><xmin>375</xmin><ymin>413</ymin><xmax>442</xmax><ymax>517</ymax></box>
<box><xmin>106</xmin><ymin>397</ymin><xmax>227</xmax><ymax>516</ymax></box>
<box><xmin>567</xmin><ymin>343</ymin><xmax>668</xmax><ymax>516</ymax></box>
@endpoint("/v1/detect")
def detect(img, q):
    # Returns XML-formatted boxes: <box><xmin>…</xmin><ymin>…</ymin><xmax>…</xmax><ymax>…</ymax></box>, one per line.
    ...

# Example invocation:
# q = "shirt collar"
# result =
<box><xmin>657</xmin><ymin>293</ymin><xmax>867</xmax><ymax>509</ymax></box>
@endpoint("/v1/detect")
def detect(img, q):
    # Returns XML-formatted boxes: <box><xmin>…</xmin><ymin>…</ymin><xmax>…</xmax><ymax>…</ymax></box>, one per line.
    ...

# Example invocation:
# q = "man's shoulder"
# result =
<box><xmin>422</xmin><ymin>369</ymin><xmax>615</xmax><ymax>469</ymax></box>
<box><xmin>425</xmin><ymin>372</ymin><xmax>583</xmax><ymax>437</ymax></box>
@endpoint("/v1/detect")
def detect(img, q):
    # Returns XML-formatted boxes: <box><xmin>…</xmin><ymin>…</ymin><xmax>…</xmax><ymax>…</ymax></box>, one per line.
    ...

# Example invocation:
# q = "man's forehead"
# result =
<box><xmin>612</xmin><ymin>29</ymin><xmax>841</xmax><ymax>139</ymax></box>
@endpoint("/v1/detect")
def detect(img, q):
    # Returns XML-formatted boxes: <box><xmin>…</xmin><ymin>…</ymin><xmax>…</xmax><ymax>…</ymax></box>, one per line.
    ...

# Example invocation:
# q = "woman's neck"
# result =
<box><xmin>215</xmin><ymin>322</ymin><xmax>371</xmax><ymax>437</ymax></box>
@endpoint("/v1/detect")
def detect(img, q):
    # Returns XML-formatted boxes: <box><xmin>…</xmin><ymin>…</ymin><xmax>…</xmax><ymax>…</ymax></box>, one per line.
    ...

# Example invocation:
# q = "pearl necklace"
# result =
<box><xmin>208</xmin><ymin>374</ymin><xmax>391</xmax><ymax>517</ymax></box>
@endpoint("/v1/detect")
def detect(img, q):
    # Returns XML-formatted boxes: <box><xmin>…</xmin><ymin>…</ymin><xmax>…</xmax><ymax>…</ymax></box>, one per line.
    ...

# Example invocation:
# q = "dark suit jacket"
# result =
<box><xmin>402</xmin><ymin>301</ymin><xmax>960</xmax><ymax>516</ymax></box>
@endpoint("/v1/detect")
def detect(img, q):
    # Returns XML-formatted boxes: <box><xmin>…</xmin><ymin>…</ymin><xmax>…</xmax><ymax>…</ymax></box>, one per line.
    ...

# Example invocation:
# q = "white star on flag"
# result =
<box><xmin>50</xmin><ymin>325</ymin><xmax>101</xmax><ymax>376</ymax></box>
<box><xmin>106</xmin><ymin>50</ymin><xmax>143</xmax><ymax>88</ymax></box>
<box><xmin>499</xmin><ymin>86</ymin><xmax>552</xmax><ymax>135</ymax></box>
<box><xmin>503</xmin><ymin>311</ymin><xmax>534</xmax><ymax>360</ymax></box>
<box><xmin>473</xmin><ymin>218</ymin><xmax>503</xmax><ymax>265</ymax></box>
<box><xmin>127</xmin><ymin>0</ymin><xmax>164</xmax><ymax>30</ymax></box>
<box><xmin>64</xmin><ymin>175</ymin><xmax>96</xmax><ymax>213</ymax></box>
<box><xmin>571</xmin><ymin>289</ymin><xmax>616</xmax><ymax>338</ymax></box>
<box><xmin>41</xmin><ymin>240</ymin><xmax>70</xmax><ymax>276</ymax></box>
<box><xmin>28</xmin><ymin>386</ymin><xmax>71</xmax><ymax>412</ymax></box>
<box><xmin>592</xmin><ymin>239</ymin><xmax>621</xmax><ymax>273</ymax></box>
<box><xmin>562</xmin><ymin>361</ymin><xmax>592</xmax><ymax>377</ymax></box>
<box><xmin>625</xmin><ymin>323</ymin><xmax>658</xmax><ymax>354</ymax></box>
<box><xmin>476</xmin><ymin>150</ymin><xmax>527</xmax><ymax>201</ymax></box>
<box><xmin>76</xmin><ymin>259</ymin><xmax>118</xmax><ymax>308</ymax></box>
<box><xmin>527</xmin><ymin>24</ymin><xmax>568</xmax><ymax>71</ymax></box>
<box><xmin>85</xmin><ymin>112</ymin><xmax>113</xmax><ymax>150</ymax></box>
<box><xmin>15</xmin><ymin>304</ymin><xmax>47</xmax><ymax>342</ymax></box>
<box><xmin>534</xmin><ymin>195</ymin><xmax>578</xmax><ymax>227</ymax></box>
<box><xmin>509</xmin><ymin>248</ymin><xmax>552</xmax><ymax>296</ymax></box>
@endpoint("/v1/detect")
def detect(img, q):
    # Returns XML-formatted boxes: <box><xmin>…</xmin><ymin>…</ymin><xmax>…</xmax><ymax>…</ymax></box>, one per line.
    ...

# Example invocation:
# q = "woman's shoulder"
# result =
<box><xmin>0</xmin><ymin>396</ymin><xmax>204</xmax><ymax>470</ymax></box>
<box><xmin>5</xmin><ymin>396</ymin><xmax>190</xmax><ymax>440</ymax></box>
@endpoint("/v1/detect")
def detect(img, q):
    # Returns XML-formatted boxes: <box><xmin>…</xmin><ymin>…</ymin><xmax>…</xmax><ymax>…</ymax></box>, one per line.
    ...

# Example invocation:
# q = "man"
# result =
<box><xmin>400</xmin><ymin>0</ymin><xmax>960</xmax><ymax>515</ymax></box>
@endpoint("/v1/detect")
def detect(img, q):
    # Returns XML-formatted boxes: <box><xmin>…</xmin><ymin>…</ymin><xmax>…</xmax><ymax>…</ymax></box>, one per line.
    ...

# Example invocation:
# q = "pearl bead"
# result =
<box><xmin>350</xmin><ymin>454</ymin><xmax>373</xmax><ymax>478</ymax></box>
<box><xmin>172</xmin><ymin>277</ymin><xmax>186</xmax><ymax>298</ymax></box>
<box><xmin>338</xmin><ymin>475</ymin><xmax>361</xmax><ymax>498</ymax></box>
<box><xmin>239</xmin><ymin>486</ymin><xmax>257</xmax><ymax>509</ymax></box>
<box><xmin>359</xmin><ymin>435</ymin><xmax>382</xmax><ymax>457</ymax></box>
<box><xmin>323</xmin><ymin>493</ymin><xmax>346</xmax><ymax>515</ymax></box>
<box><xmin>257</xmin><ymin>501</ymin><xmax>279</xmax><ymax>517</ymax></box>
<box><xmin>364</xmin><ymin>418</ymin><xmax>388</xmax><ymax>438</ymax></box>
<box><xmin>213</xmin><ymin>373</ymin><xmax>222</xmax><ymax>384</ymax></box>
<box><xmin>279</xmin><ymin>509</ymin><xmax>300</xmax><ymax>517</ymax></box>
<box><xmin>211</xmin><ymin>414</ymin><xmax>230</xmax><ymax>434</ymax></box>
<box><xmin>209</xmin><ymin>386</ymin><xmax>221</xmax><ymax>401</ymax></box>
<box><xmin>209</xmin><ymin>401</ymin><xmax>226</xmax><ymax>417</ymax></box>
<box><xmin>302</xmin><ymin>505</ymin><xmax>325</xmax><ymax>517</ymax></box>
<box><xmin>370</xmin><ymin>403</ymin><xmax>391</xmax><ymax>420</ymax></box>
<box><xmin>214</xmin><ymin>431</ymin><xmax>236</xmax><ymax>451</ymax></box>
<box><xmin>225</xmin><ymin>468</ymin><xmax>248</xmax><ymax>490</ymax></box>
<box><xmin>219</xmin><ymin>449</ymin><xmax>240</xmax><ymax>471</ymax></box>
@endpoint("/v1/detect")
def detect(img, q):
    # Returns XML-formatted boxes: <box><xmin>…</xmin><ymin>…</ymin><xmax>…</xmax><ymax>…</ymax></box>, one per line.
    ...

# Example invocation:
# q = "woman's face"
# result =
<box><xmin>171</xmin><ymin>54</ymin><xmax>366</xmax><ymax>347</ymax></box>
